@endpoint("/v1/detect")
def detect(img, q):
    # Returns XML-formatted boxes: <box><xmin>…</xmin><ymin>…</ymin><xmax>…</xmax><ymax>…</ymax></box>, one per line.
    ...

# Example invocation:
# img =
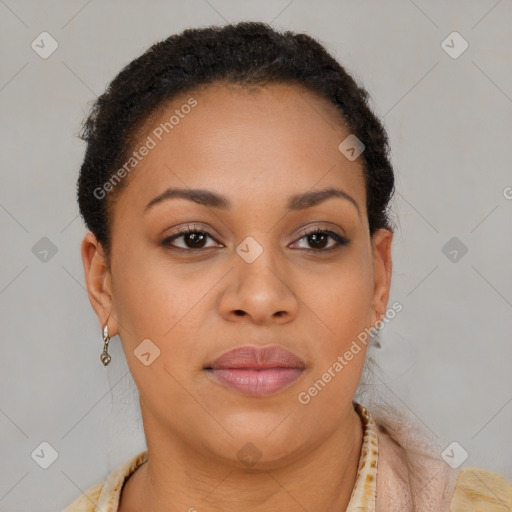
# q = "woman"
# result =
<box><xmin>63</xmin><ymin>21</ymin><xmax>511</xmax><ymax>512</ymax></box>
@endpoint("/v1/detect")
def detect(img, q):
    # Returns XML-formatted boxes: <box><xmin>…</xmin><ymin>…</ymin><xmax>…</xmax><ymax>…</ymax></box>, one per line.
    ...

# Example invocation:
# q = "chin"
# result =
<box><xmin>198</xmin><ymin>417</ymin><xmax>318</xmax><ymax>470</ymax></box>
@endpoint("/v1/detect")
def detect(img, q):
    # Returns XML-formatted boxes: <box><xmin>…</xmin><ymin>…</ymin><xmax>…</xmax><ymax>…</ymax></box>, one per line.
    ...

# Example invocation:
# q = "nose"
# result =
<box><xmin>218</xmin><ymin>246</ymin><xmax>299</xmax><ymax>326</ymax></box>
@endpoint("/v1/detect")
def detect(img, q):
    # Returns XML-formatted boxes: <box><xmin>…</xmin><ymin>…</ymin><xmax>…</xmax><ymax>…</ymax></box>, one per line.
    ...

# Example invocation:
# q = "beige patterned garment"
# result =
<box><xmin>345</xmin><ymin>402</ymin><xmax>379</xmax><ymax>511</ymax></box>
<box><xmin>62</xmin><ymin>402</ymin><xmax>511</xmax><ymax>511</ymax></box>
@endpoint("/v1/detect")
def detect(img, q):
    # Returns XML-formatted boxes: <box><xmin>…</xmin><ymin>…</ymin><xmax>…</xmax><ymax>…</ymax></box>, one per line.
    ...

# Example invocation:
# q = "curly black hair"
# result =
<box><xmin>77</xmin><ymin>21</ymin><xmax>395</xmax><ymax>259</ymax></box>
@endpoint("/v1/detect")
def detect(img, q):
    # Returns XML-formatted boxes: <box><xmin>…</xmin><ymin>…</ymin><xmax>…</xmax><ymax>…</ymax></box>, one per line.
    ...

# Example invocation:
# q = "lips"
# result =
<box><xmin>204</xmin><ymin>345</ymin><xmax>306</xmax><ymax>397</ymax></box>
<box><xmin>206</xmin><ymin>345</ymin><xmax>306</xmax><ymax>370</ymax></box>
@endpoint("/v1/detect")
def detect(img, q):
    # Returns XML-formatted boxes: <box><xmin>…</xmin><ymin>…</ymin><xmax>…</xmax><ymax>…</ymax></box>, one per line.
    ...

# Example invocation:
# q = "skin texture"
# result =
<box><xmin>81</xmin><ymin>82</ymin><xmax>393</xmax><ymax>511</ymax></box>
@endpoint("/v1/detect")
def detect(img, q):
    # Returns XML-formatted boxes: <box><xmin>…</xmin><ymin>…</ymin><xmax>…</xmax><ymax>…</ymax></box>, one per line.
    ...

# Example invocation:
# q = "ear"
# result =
<box><xmin>369</xmin><ymin>228</ymin><xmax>393</xmax><ymax>326</ymax></box>
<box><xmin>81</xmin><ymin>231</ymin><xmax>118</xmax><ymax>336</ymax></box>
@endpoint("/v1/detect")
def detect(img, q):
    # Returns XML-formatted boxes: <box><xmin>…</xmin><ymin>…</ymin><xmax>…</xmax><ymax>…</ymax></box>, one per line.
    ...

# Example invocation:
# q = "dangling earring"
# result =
<box><xmin>100</xmin><ymin>324</ymin><xmax>111</xmax><ymax>367</ymax></box>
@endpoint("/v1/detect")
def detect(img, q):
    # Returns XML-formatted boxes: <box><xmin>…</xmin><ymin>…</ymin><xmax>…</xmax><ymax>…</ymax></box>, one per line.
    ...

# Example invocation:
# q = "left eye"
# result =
<box><xmin>292</xmin><ymin>228</ymin><xmax>348</xmax><ymax>252</ymax></box>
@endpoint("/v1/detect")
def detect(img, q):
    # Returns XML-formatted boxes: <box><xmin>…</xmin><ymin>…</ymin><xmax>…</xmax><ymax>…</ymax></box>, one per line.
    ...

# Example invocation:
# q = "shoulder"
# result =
<box><xmin>449</xmin><ymin>466</ymin><xmax>512</xmax><ymax>512</ymax></box>
<box><xmin>377</xmin><ymin>425</ymin><xmax>512</xmax><ymax>511</ymax></box>
<box><xmin>368</xmin><ymin>404</ymin><xmax>511</xmax><ymax>511</ymax></box>
<box><xmin>62</xmin><ymin>479</ymin><xmax>104</xmax><ymax>511</ymax></box>
<box><xmin>376</xmin><ymin>424</ymin><xmax>459</xmax><ymax>511</ymax></box>
<box><xmin>61</xmin><ymin>449</ymin><xmax>149</xmax><ymax>512</ymax></box>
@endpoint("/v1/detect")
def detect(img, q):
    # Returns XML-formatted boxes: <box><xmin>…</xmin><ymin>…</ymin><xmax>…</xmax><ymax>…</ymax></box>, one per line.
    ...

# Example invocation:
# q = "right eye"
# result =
<box><xmin>161</xmin><ymin>225</ymin><xmax>222</xmax><ymax>251</ymax></box>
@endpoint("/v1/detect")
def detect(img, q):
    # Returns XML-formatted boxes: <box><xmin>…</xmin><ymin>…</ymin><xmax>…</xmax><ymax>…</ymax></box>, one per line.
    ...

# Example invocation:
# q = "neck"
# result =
<box><xmin>120</xmin><ymin>405</ymin><xmax>363</xmax><ymax>512</ymax></box>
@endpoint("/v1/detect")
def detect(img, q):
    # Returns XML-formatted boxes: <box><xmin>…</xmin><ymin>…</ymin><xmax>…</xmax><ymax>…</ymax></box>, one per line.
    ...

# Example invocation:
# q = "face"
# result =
<box><xmin>82</xmin><ymin>82</ymin><xmax>392</xmax><ymax>469</ymax></box>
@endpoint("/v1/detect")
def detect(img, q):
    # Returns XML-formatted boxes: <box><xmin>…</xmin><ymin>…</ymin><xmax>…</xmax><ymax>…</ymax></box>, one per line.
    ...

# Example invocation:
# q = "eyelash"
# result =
<box><xmin>161</xmin><ymin>224</ymin><xmax>349</xmax><ymax>253</ymax></box>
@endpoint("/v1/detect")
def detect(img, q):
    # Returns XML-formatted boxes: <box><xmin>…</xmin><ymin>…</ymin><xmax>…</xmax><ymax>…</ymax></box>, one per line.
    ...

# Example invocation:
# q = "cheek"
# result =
<box><xmin>304</xmin><ymin>256</ymin><xmax>374</xmax><ymax>349</ymax></box>
<box><xmin>110</xmin><ymin>251</ymin><xmax>215</xmax><ymax>370</ymax></box>
<box><xmin>109</xmin><ymin>256</ymin><xmax>201</xmax><ymax>410</ymax></box>
<box><xmin>109</xmin><ymin>246</ymin><xmax>187</xmax><ymax>350</ymax></box>
<box><xmin>294</xmin><ymin>265</ymin><xmax>373</xmax><ymax>421</ymax></box>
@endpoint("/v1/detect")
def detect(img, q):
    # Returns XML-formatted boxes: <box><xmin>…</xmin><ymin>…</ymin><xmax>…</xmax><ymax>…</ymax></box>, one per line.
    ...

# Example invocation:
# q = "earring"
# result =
<box><xmin>100</xmin><ymin>324</ymin><xmax>111</xmax><ymax>367</ymax></box>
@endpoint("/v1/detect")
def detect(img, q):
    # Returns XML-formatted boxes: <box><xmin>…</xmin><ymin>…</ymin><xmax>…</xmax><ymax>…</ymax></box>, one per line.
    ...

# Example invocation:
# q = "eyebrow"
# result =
<box><xmin>144</xmin><ymin>186</ymin><xmax>360</xmax><ymax>215</ymax></box>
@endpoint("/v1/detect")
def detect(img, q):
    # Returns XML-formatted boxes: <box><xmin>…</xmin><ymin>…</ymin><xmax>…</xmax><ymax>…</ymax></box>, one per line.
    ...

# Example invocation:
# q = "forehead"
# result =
<box><xmin>114</xmin><ymin>82</ymin><xmax>366</xmax><ymax>219</ymax></box>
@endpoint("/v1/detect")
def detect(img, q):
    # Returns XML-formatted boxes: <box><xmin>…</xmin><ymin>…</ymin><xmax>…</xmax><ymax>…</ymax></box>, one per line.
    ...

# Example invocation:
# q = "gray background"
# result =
<box><xmin>1</xmin><ymin>0</ymin><xmax>511</xmax><ymax>510</ymax></box>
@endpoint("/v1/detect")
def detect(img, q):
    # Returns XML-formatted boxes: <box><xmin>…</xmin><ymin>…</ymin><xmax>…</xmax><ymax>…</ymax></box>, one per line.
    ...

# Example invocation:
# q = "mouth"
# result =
<box><xmin>204</xmin><ymin>345</ymin><xmax>306</xmax><ymax>397</ymax></box>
